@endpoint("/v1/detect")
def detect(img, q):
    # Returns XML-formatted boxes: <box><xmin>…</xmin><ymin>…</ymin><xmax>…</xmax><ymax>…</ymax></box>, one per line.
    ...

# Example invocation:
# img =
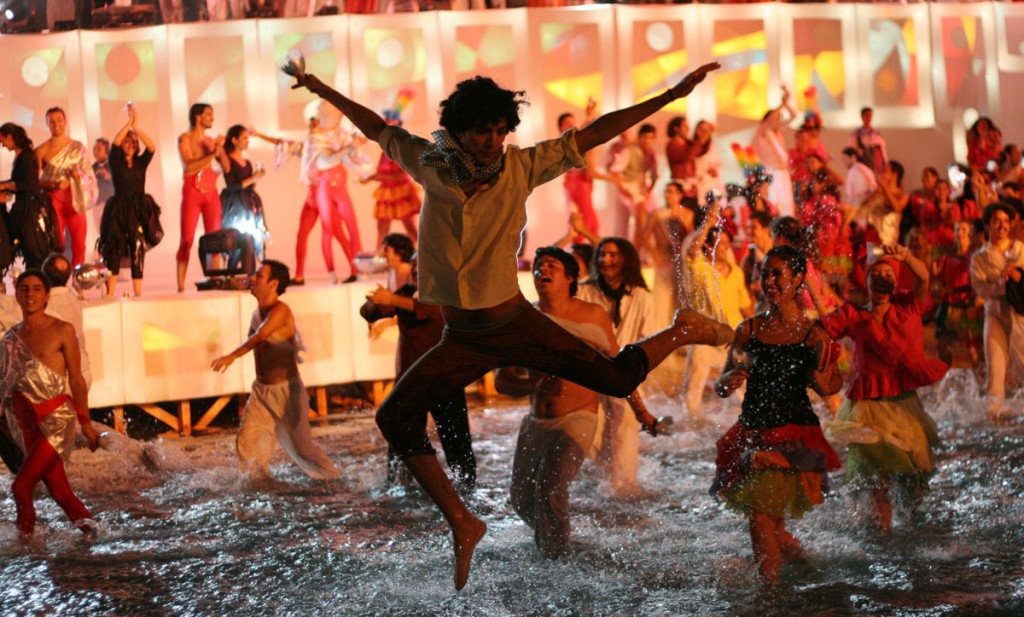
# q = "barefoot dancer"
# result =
<box><xmin>814</xmin><ymin>245</ymin><xmax>947</xmax><ymax>533</ymax></box>
<box><xmin>712</xmin><ymin>246</ymin><xmax>842</xmax><ymax>586</ymax></box>
<box><xmin>176</xmin><ymin>103</ymin><xmax>224</xmax><ymax>293</ymax></box>
<box><xmin>293</xmin><ymin>61</ymin><xmax>728</xmax><ymax>590</ymax></box>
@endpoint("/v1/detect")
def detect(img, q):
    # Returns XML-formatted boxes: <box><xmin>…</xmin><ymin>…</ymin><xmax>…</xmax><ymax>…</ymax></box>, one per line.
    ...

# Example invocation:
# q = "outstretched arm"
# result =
<box><xmin>574</xmin><ymin>63</ymin><xmax>720</xmax><ymax>154</ymax></box>
<box><xmin>292</xmin><ymin>74</ymin><xmax>388</xmax><ymax>142</ymax></box>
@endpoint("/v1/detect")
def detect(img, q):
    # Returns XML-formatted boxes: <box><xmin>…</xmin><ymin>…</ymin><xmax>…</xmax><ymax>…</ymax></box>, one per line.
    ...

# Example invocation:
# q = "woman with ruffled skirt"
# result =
<box><xmin>816</xmin><ymin>245</ymin><xmax>947</xmax><ymax>533</ymax></box>
<box><xmin>713</xmin><ymin>245</ymin><xmax>843</xmax><ymax>586</ymax></box>
<box><xmin>98</xmin><ymin>107</ymin><xmax>160</xmax><ymax>297</ymax></box>
<box><xmin>366</xmin><ymin>151</ymin><xmax>420</xmax><ymax>250</ymax></box>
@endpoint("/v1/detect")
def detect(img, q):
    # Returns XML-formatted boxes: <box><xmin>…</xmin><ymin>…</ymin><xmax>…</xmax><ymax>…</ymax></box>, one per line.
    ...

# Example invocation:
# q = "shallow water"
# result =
<box><xmin>1</xmin><ymin>369</ymin><xmax>1022</xmax><ymax>616</ymax></box>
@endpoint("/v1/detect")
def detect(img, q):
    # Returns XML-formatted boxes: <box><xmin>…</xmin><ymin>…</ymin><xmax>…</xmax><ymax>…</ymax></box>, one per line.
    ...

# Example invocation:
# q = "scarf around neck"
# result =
<box><xmin>420</xmin><ymin>129</ymin><xmax>504</xmax><ymax>187</ymax></box>
<box><xmin>597</xmin><ymin>277</ymin><xmax>630</xmax><ymax>328</ymax></box>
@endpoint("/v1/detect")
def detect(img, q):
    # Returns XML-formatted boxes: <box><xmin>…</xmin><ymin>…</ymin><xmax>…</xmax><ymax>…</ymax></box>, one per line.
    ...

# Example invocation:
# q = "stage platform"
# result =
<box><xmin>79</xmin><ymin>271</ymin><xmax>544</xmax><ymax>434</ymax></box>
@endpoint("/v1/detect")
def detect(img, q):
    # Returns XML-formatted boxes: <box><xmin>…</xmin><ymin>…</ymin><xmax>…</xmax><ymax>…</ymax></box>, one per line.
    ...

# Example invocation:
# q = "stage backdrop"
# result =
<box><xmin>0</xmin><ymin>4</ymin><xmax>1022</xmax><ymax>292</ymax></box>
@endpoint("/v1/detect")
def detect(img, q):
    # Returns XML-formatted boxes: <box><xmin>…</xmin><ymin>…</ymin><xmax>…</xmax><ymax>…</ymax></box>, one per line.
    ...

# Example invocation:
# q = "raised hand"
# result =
<box><xmin>668</xmin><ymin>62</ymin><xmax>721</xmax><ymax>100</ymax></box>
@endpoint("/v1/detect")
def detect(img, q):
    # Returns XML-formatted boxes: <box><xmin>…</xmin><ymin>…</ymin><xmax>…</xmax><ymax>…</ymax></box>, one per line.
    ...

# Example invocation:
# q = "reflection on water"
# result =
<box><xmin>1</xmin><ymin>369</ymin><xmax>1022</xmax><ymax>616</ymax></box>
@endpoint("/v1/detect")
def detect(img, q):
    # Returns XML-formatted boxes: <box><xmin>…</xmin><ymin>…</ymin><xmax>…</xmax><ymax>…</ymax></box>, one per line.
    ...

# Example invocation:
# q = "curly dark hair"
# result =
<box><xmin>382</xmin><ymin>233</ymin><xmax>415</xmax><ymax>263</ymax></box>
<box><xmin>438</xmin><ymin>76</ymin><xmax>528</xmax><ymax>135</ymax></box>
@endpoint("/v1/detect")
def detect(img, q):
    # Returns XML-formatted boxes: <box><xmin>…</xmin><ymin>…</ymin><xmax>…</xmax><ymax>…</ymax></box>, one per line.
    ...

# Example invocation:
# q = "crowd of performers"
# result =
<box><xmin>0</xmin><ymin>60</ymin><xmax>1021</xmax><ymax>594</ymax></box>
<box><xmin>0</xmin><ymin>92</ymin><xmax>419</xmax><ymax>297</ymax></box>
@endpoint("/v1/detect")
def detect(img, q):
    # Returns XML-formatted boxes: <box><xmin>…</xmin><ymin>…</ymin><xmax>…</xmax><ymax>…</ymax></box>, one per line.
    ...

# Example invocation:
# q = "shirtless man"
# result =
<box><xmin>293</xmin><ymin>61</ymin><xmax>728</xmax><ymax>589</ymax></box>
<box><xmin>497</xmin><ymin>247</ymin><xmax>661</xmax><ymax>558</ymax></box>
<box><xmin>36</xmin><ymin>107</ymin><xmax>98</xmax><ymax>267</ymax></box>
<box><xmin>211</xmin><ymin>260</ymin><xmax>339</xmax><ymax>480</ymax></box>
<box><xmin>1</xmin><ymin>270</ymin><xmax>101</xmax><ymax>535</ymax></box>
<box><xmin>177</xmin><ymin>103</ymin><xmax>224</xmax><ymax>292</ymax></box>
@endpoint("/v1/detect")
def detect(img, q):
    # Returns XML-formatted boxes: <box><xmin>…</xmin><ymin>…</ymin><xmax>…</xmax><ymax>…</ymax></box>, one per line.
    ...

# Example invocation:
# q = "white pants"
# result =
<box><xmin>592</xmin><ymin>396</ymin><xmax>640</xmax><ymax>496</ymax></box>
<box><xmin>237</xmin><ymin>378</ymin><xmax>340</xmax><ymax>479</ymax></box>
<box><xmin>983</xmin><ymin>300</ymin><xmax>1024</xmax><ymax>410</ymax></box>
<box><xmin>510</xmin><ymin>410</ymin><xmax>597</xmax><ymax>557</ymax></box>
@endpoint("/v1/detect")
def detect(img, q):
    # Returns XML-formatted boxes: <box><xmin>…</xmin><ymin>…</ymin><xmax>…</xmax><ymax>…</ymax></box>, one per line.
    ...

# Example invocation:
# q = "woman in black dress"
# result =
<box><xmin>97</xmin><ymin>106</ymin><xmax>160</xmax><ymax>297</ymax></box>
<box><xmin>0</xmin><ymin>123</ymin><xmax>60</xmax><ymax>271</ymax></box>
<box><xmin>218</xmin><ymin>124</ymin><xmax>268</xmax><ymax>260</ymax></box>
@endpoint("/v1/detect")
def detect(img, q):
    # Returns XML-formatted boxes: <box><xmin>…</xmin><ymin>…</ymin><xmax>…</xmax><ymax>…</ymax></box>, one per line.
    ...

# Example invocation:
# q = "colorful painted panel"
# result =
<box><xmin>539</xmin><ymin>22</ymin><xmax>603</xmax><ymax>114</ymax></box>
<box><xmin>939</xmin><ymin>16</ymin><xmax>989</xmax><ymax>111</ymax></box>
<box><xmin>361</xmin><ymin>28</ymin><xmax>429</xmax><ymax>129</ymax></box>
<box><xmin>274</xmin><ymin>31</ymin><xmax>337</xmax><ymax>131</ymax></box>
<box><xmin>7</xmin><ymin>48</ymin><xmax>69</xmax><ymax>130</ymax></box>
<box><xmin>630</xmin><ymin>19</ymin><xmax>688</xmax><ymax>110</ymax></box>
<box><xmin>868</xmin><ymin>17</ymin><xmax>920</xmax><ymax>107</ymax></box>
<box><xmin>94</xmin><ymin>42</ymin><xmax>159</xmax><ymax>136</ymax></box>
<box><xmin>712</xmin><ymin>19</ymin><xmax>769</xmax><ymax>134</ymax></box>
<box><xmin>182</xmin><ymin>36</ymin><xmax>250</xmax><ymax>128</ymax></box>
<box><xmin>792</xmin><ymin>19</ymin><xmax>845</xmax><ymax>114</ymax></box>
<box><xmin>453</xmin><ymin>23</ymin><xmax>516</xmax><ymax>85</ymax></box>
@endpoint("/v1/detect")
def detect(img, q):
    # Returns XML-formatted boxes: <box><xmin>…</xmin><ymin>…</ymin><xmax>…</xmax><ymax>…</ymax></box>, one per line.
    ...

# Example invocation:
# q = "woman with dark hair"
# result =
<box><xmin>857</xmin><ymin>159</ymin><xmax>909</xmax><ymax>247</ymax></box>
<box><xmin>967</xmin><ymin>116</ymin><xmax>1000</xmax><ymax>172</ymax></box>
<box><xmin>97</xmin><ymin>106</ymin><xmax>161</xmax><ymax>297</ymax></box>
<box><xmin>0</xmin><ymin>123</ymin><xmax>60</xmax><ymax>271</ymax></box>
<box><xmin>816</xmin><ymin>246</ymin><xmax>946</xmax><ymax>533</ymax></box>
<box><xmin>218</xmin><ymin>124</ymin><xmax>269</xmax><ymax>259</ymax></box>
<box><xmin>713</xmin><ymin>245</ymin><xmax>842</xmax><ymax>586</ymax></box>
<box><xmin>578</xmin><ymin>236</ymin><xmax>657</xmax><ymax>495</ymax></box>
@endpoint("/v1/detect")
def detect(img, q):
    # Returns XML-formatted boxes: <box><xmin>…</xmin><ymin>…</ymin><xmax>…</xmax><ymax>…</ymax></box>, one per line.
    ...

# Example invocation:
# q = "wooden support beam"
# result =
<box><xmin>137</xmin><ymin>403</ymin><xmax>181</xmax><ymax>433</ymax></box>
<box><xmin>478</xmin><ymin>371</ymin><xmax>497</xmax><ymax>397</ymax></box>
<box><xmin>178</xmin><ymin>400</ymin><xmax>192</xmax><ymax>436</ymax></box>
<box><xmin>372</xmin><ymin>380</ymin><xmax>393</xmax><ymax>406</ymax></box>
<box><xmin>315</xmin><ymin>387</ymin><xmax>327</xmax><ymax>417</ymax></box>
<box><xmin>193</xmin><ymin>395</ymin><xmax>233</xmax><ymax>432</ymax></box>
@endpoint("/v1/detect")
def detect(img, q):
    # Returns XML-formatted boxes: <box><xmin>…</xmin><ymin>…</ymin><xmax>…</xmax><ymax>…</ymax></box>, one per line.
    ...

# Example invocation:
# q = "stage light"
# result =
<box><xmin>196</xmin><ymin>228</ymin><xmax>256</xmax><ymax>291</ymax></box>
<box><xmin>3</xmin><ymin>1</ymin><xmax>25</xmax><ymax>22</ymax></box>
<box><xmin>1</xmin><ymin>0</ymin><xmax>43</xmax><ymax>34</ymax></box>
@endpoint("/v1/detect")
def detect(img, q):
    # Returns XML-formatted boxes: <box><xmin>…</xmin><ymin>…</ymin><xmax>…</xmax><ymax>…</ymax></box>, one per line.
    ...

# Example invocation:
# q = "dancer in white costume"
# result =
<box><xmin>211</xmin><ymin>260</ymin><xmax>339</xmax><ymax>480</ymax></box>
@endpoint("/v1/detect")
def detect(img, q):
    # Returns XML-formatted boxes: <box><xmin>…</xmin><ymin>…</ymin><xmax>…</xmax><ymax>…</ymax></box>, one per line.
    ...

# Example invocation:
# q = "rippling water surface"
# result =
<box><xmin>1</xmin><ymin>368</ymin><xmax>1022</xmax><ymax>616</ymax></box>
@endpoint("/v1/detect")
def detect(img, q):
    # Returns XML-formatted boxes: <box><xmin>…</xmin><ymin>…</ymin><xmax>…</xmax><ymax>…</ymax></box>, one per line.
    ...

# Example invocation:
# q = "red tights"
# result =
<box><xmin>294</xmin><ymin>185</ymin><xmax>320</xmax><ymax>279</ymax></box>
<box><xmin>51</xmin><ymin>189</ymin><xmax>88</xmax><ymax>266</ymax></box>
<box><xmin>11</xmin><ymin>434</ymin><xmax>90</xmax><ymax>535</ymax></box>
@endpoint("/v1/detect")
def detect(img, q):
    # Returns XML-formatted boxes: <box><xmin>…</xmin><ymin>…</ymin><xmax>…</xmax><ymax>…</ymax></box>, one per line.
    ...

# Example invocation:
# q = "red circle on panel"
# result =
<box><xmin>105</xmin><ymin>44</ymin><xmax>141</xmax><ymax>85</ymax></box>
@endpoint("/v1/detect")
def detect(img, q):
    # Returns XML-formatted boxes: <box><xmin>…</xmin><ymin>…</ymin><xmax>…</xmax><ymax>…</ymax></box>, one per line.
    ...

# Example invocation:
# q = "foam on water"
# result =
<box><xmin>0</xmin><ymin>389</ymin><xmax>1022</xmax><ymax>616</ymax></box>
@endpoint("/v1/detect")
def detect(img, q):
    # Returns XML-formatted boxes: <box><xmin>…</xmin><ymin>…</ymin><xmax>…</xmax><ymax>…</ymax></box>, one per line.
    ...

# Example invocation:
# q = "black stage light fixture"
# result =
<box><xmin>196</xmin><ymin>228</ymin><xmax>256</xmax><ymax>291</ymax></box>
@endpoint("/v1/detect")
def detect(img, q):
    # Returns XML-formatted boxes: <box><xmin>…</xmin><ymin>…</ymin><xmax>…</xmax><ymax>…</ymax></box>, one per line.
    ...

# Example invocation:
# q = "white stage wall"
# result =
<box><xmin>1</xmin><ymin>4</ymin><xmax>1022</xmax><ymax>293</ymax></box>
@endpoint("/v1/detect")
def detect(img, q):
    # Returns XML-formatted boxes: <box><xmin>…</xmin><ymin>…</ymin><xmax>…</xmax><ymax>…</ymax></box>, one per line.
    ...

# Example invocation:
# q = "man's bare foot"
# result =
<box><xmin>674</xmin><ymin>309</ymin><xmax>734</xmax><ymax>346</ymax></box>
<box><xmin>453</xmin><ymin>516</ymin><xmax>487</xmax><ymax>590</ymax></box>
